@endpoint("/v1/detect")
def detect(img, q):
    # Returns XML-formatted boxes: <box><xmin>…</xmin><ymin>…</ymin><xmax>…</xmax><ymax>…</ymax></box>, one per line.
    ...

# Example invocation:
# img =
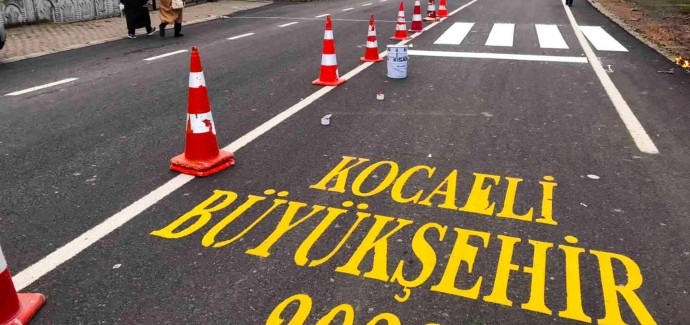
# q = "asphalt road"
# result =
<box><xmin>1</xmin><ymin>0</ymin><xmax>689</xmax><ymax>324</ymax></box>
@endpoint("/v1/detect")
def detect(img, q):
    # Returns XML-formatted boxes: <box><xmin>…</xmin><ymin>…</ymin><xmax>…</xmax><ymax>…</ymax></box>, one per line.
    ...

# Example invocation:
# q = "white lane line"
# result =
<box><xmin>434</xmin><ymin>22</ymin><xmax>474</xmax><ymax>45</ymax></box>
<box><xmin>144</xmin><ymin>50</ymin><xmax>188</xmax><ymax>61</ymax></box>
<box><xmin>579</xmin><ymin>26</ymin><xmax>627</xmax><ymax>52</ymax></box>
<box><xmin>278</xmin><ymin>22</ymin><xmax>299</xmax><ymax>28</ymax></box>
<box><xmin>408</xmin><ymin>50</ymin><xmax>588</xmax><ymax>63</ymax></box>
<box><xmin>535</xmin><ymin>24</ymin><xmax>568</xmax><ymax>49</ymax></box>
<box><xmin>231</xmin><ymin>16</ymin><xmax>396</xmax><ymax>23</ymax></box>
<box><xmin>315</xmin><ymin>13</ymin><xmax>329</xmax><ymax>18</ymax></box>
<box><xmin>5</xmin><ymin>78</ymin><xmax>79</xmax><ymax>96</ymax></box>
<box><xmin>563</xmin><ymin>5</ymin><xmax>657</xmax><ymax>153</ymax></box>
<box><xmin>485</xmin><ymin>23</ymin><xmax>515</xmax><ymax>47</ymax></box>
<box><xmin>228</xmin><ymin>32</ymin><xmax>255</xmax><ymax>40</ymax></box>
<box><xmin>342</xmin><ymin>7</ymin><xmax>354</xmax><ymax>11</ymax></box>
<box><xmin>362</xmin><ymin>3</ymin><xmax>372</xmax><ymax>6</ymax></box>
<box><xmin>380</xmin><ymin>0</ymin><xmax>388</xmax><ymax>2</ymax></box>
<box><xmin>11</xmin><ymin>0</ymin><xmax>481</xmax><ymax>292</ymax></box>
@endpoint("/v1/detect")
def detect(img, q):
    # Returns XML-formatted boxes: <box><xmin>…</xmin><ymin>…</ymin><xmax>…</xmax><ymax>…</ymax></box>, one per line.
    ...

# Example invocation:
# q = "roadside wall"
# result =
<box><xmin>1</xmin><ymin>0</ymin><xmax>120</xmax><ymax>25</ymax></box>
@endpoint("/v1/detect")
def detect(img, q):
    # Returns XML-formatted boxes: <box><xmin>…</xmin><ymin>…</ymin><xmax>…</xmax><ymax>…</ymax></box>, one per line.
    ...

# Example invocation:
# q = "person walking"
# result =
<box><xmin>121</xmin><ymin>0</ymin><xmax>156</xmax><ymax>39</ymax></box>
<box><xmin>158</xmin><ymin>0</ymin><xmax>184</xmax><ymax>38</ymax></box>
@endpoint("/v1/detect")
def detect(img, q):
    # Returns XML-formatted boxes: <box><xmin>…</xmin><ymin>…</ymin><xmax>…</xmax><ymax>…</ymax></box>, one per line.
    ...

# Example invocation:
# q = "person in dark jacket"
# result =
<box><xmin>121</xmin><ymin>0</ymin><xmax>156</xmax><ymax>39</ymax></box>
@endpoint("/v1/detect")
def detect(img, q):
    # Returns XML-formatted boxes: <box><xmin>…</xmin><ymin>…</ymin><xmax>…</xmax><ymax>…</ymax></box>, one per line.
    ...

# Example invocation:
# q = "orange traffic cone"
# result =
<box><xmin>170</xmin><ymin>47</ymin><xmax>235</xmax><ymax>177</ymax></box>
<box><xmin>391</xmin><ymin>2</ymin><xmax>411</xmax><ymax>40</ymax></box>
<box><xmin>438</xmin><ymin>0</ymin><xmax>448</xmax><ymax>18</ymax></box>
<box><xmin>409</xmin><ymin>0</ymin><xmax>424</xmax><ymax>33</ymax></box>
<box><xmin>424</xmin><ymin>0</ymin><xmax>437</xmax><ymax>21</ymax></box>
<box><xmin>0</xmin><ymin>245</ymin><xmax>46</xmax><ymax>325</ymax></box>
<box><xmin>313</xmin><ymin>16</ymin><xmax>346</xmax><ymax>86</ymax></box>
<box><xmin>361</xmin><ymin>15</ymin><xmax>383</xmax><ymax>62</ymax></box>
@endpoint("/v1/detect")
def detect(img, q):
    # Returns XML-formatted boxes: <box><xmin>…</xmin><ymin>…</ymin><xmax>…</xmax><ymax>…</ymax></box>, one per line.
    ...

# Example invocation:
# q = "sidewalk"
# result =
<box><xmin>0</xmin><ymin>0</ymin><xmax>271</xmax><ymax>63</ymax></box>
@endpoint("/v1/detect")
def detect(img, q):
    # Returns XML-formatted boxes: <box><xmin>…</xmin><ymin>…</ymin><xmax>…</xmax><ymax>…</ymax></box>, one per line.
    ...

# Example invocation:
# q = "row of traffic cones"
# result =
<box><xmin>314</xmin><ymin>0</ymin><xmax>450</xmax><ymax>86</ymax></box>
<box><xmin>170</xmin><ymin>0</ymin><xmax>452</xmax><ymax>177</ymax></box>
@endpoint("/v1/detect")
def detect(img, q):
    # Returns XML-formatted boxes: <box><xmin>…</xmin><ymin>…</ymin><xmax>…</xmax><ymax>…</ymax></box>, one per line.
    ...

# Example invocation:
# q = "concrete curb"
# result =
<box><xmin>585</xmin><ymin>0</ymin><xmax>678</xmax><ymax>63</ymax></box>
<box><xmin>0</xmin><ymin>15</ymin><xmax>221</xmax><ymax>64</ymax></box>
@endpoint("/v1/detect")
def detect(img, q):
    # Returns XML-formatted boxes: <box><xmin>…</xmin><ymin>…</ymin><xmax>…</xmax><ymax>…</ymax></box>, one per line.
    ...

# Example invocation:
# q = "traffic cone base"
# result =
<box><xmin>360</xmin><ymin>56</ymin><xmax>384</xmax><ymax>62</ymax></box>
<box><xmin>10</xmin><ymin>293</ymin><xmax>47</xmax><ymax>325</ymax></box>
<box><xmin>170</xmin><ymin>150</ymin><xmax>235</xmax><ymax>177</ymax></box>
<box><xmin>312</xmin><ymin>78</ymin><xmax>347</xmax><ymax>86</ymax></box>
<box><xmin>390</xmin><ymin>36</ymin><xmax>412</xmax><ymax>40</ymax></box>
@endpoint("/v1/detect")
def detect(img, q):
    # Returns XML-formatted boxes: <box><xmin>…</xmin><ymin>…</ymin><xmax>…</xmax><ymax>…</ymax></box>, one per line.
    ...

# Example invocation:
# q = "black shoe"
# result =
<box><xmin>174</xmin><ymin>23</ymin><xmax>183</xmax><ymax>37</ymax></box>
<box><xmin>159</xmin><ymin>23</ymin><xmax>166</xmax><ymax>37</ymax></box>
<box><xmin>127</xmin><ymin>33</ymin><xmax>136</xmax><ymax>39</ymax></box>
<box><xmin>147</xmin><ymin>27</ymin><xmax>157</xmax><ymax>36</ymax></box>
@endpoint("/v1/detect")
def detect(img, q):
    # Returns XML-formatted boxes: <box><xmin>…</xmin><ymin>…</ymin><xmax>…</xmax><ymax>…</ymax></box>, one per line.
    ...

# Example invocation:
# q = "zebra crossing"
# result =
<box><xmin>433</xmin><ymin>22</ymin><xmax>628</xmax><ymax>52</ymax></box>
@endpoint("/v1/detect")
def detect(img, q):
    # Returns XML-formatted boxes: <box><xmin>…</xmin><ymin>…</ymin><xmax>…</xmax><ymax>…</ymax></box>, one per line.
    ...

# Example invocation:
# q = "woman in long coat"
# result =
<box><xmin>121</xmin><ymin>0</ymin><xmax>156</xmax><ymax>38</ymax></box>
<box><xmin>158</xmin><ymin>0</ymin><xmax>184</xmax><ymax>37</ymax></box>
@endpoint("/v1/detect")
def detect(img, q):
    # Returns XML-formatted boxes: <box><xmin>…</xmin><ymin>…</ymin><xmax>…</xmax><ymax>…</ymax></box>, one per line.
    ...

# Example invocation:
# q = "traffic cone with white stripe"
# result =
<box><xmin>424</xmin><ymin>0</ymin><xmax>437</xmax><ymax>21</ymax></box>
<box><xmin>361</xmin><ymin>15</ymin><xmax>383</xmax><ymax>62</ymax></box>
<box><xmin>438</xmin><ymin>0</ymin><xmax>448</xmax><ymax>18</ymax></box>
<box><xmin>313</xmin><ymin>16</ymin><xmax>346</xmax><ymax>86</ymax></box>
<box><xmin>390</xmin><ymin>2</ymin><xmax>411</xmax><ymax>40</ymax></box>
<box><xmin>409</xmin><ymin>0</ymin><xmax>424</xmax><ymax>32</ymax></box>
<box><xmin>0</xmin><ymin>245</ymin><xmax>46</xmax><ymax>325</ymax></box>
<box><xmin>170</xmin><ymin>47</ymin><xmax>235</xmax><ymax>177</ymax></box>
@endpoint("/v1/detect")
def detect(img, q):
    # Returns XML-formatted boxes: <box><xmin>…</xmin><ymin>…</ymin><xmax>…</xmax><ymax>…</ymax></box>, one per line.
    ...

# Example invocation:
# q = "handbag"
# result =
<box><xmin>172</xmin><ymin>0</ymin><xmax>184</xmax><ymax>9</ymax></box>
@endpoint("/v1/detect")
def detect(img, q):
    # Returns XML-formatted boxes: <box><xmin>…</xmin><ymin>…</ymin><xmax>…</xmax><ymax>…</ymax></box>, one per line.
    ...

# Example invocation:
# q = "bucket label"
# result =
<box><xmin>387</xmin><ymin>45</ymin><xmax>409</xmax><ymax>79</ymax></box>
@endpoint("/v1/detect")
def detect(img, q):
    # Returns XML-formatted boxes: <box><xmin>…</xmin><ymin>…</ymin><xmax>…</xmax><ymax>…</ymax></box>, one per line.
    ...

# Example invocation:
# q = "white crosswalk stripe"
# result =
<box><xmin>579</xmin><ymin>26</ymin><xmax>628</xmax><ymax>52</ymax></box>
<box><xmin>535</xmin><ymin>24</ymin><xmax>569</xmax><ymax>49</ymax></box>
<box><xmin>485</xmin><ymin>23</ymin><xmax>515</xmax><ymax>47</ymax></box>
<box><xmin>431</xmin><ymin>23</ymin><xmax>626</xmax><ymax>52</ymax></box>
<box><xmin>434</xmin><ymin>22</ymin><xmax>475</xmax><ymax>45</ymax></box>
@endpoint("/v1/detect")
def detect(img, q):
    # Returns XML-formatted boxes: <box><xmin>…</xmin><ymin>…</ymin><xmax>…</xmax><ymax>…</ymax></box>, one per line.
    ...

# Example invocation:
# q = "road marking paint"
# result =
<box><xmin>11</xmin><ymin>0</ymin><xmax>481</xmax><ymax>292</ymax></box>
<box><xmin>434</xmin><ymin>22</ymin><xmax>474</xmax><ymax>45</ymax></box>
<box><xmin>143</xmin><ymin>49</ymin><xmax>188</xmax><ymax>61</ymax></box>
<box><xmin>535</xmin><ymin>24</ymin><xmax>569</xmax><ymax>49</ymax></box>
<box><xmin>381</xmin><ymin>0</ymin><xmax>388</xmax><ymax>2</ymax></box>
<box><xmin>228</xmin><ymin>32</ymin><xmax>255</xmax><ymax>40</ymax></box>
<box><xmin>408</xmin><ymin>50</ymin><xmax>588</xmax><ymax>63</ymax></box>
<box><xmin>579</xmin><ymin>26</ymin><xmax>628</xmax><ymax>52</ymax></box>
<box><xmin>342</xmin><ymin>7</ymin><xmax>354</xmax><ymax>11</ymax></box>
<box><xmin>315</xmin><ymin>14</ymin><xmax>329</xmax><ymax>18</ymax></box>
<box><xmin>362</xmin><ymin>3</ymin><xmax>372</xmax><ymax>6</ymax></box>
<box><xmin>5</xmin><ymin>78</ymin><xmax>79</xmax><ymax>96</ymax></box>
<box><xmin>563</xmin><ymin>5</ymin><xmax>657</xmax><ymax>153</ymax></box>
<box><xmin>278</xmin><ymin>22</ymin><xmax>299</xmax><ymax>28</ymax></box>
<box><xmin>230</xmin><ymin>16</ymin><xmax>396</xmax><ymax>22</ymax></box>
<box><xmin>485</xmin><ymin>23</ymin><xmax>514</xmax><ymax>47</ymax></box>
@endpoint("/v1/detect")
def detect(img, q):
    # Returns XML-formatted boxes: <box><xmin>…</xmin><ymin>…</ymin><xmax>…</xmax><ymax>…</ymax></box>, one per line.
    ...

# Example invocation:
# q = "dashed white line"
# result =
<box><xmin>315</xmin><ymin>13</ymin><xmax>329</xmax><ymax>18</ymax></box>
<box><xmin>342</xmin><ymin>7</ymin><xmax>354</xmax><ymax>11</ymax></box>
<box><xmin>563</xmin><ymin>2</ymin><xmax>657</xmax><ymax>154</ymax></box>
<box><xmin>362</xmin><ymin>3</ymin><xmax>372</xmax><ymax>6</ymax></box>
<box><xmin>278</xmin><ymin>22</ymin><xmax>299</xmax><ymax>27</ymax></box>
<box><xmin>11</xmin><ymin>0</ymin><xmax>482</xmax><ymax>292</ymax></box>
<box><xmin>144</xmin><ymin>50</ymin><xmax>188</xmax><ymax>61</ymax></box>
<box><xmin>228</xmin><ymin>32</ymin><xmax>255</xmax><ymax>40</ymax></box>
<box><xmin>5</xmin><ymin>78</ymin><xmax>79</xmax><ymax>96</ymax></box>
